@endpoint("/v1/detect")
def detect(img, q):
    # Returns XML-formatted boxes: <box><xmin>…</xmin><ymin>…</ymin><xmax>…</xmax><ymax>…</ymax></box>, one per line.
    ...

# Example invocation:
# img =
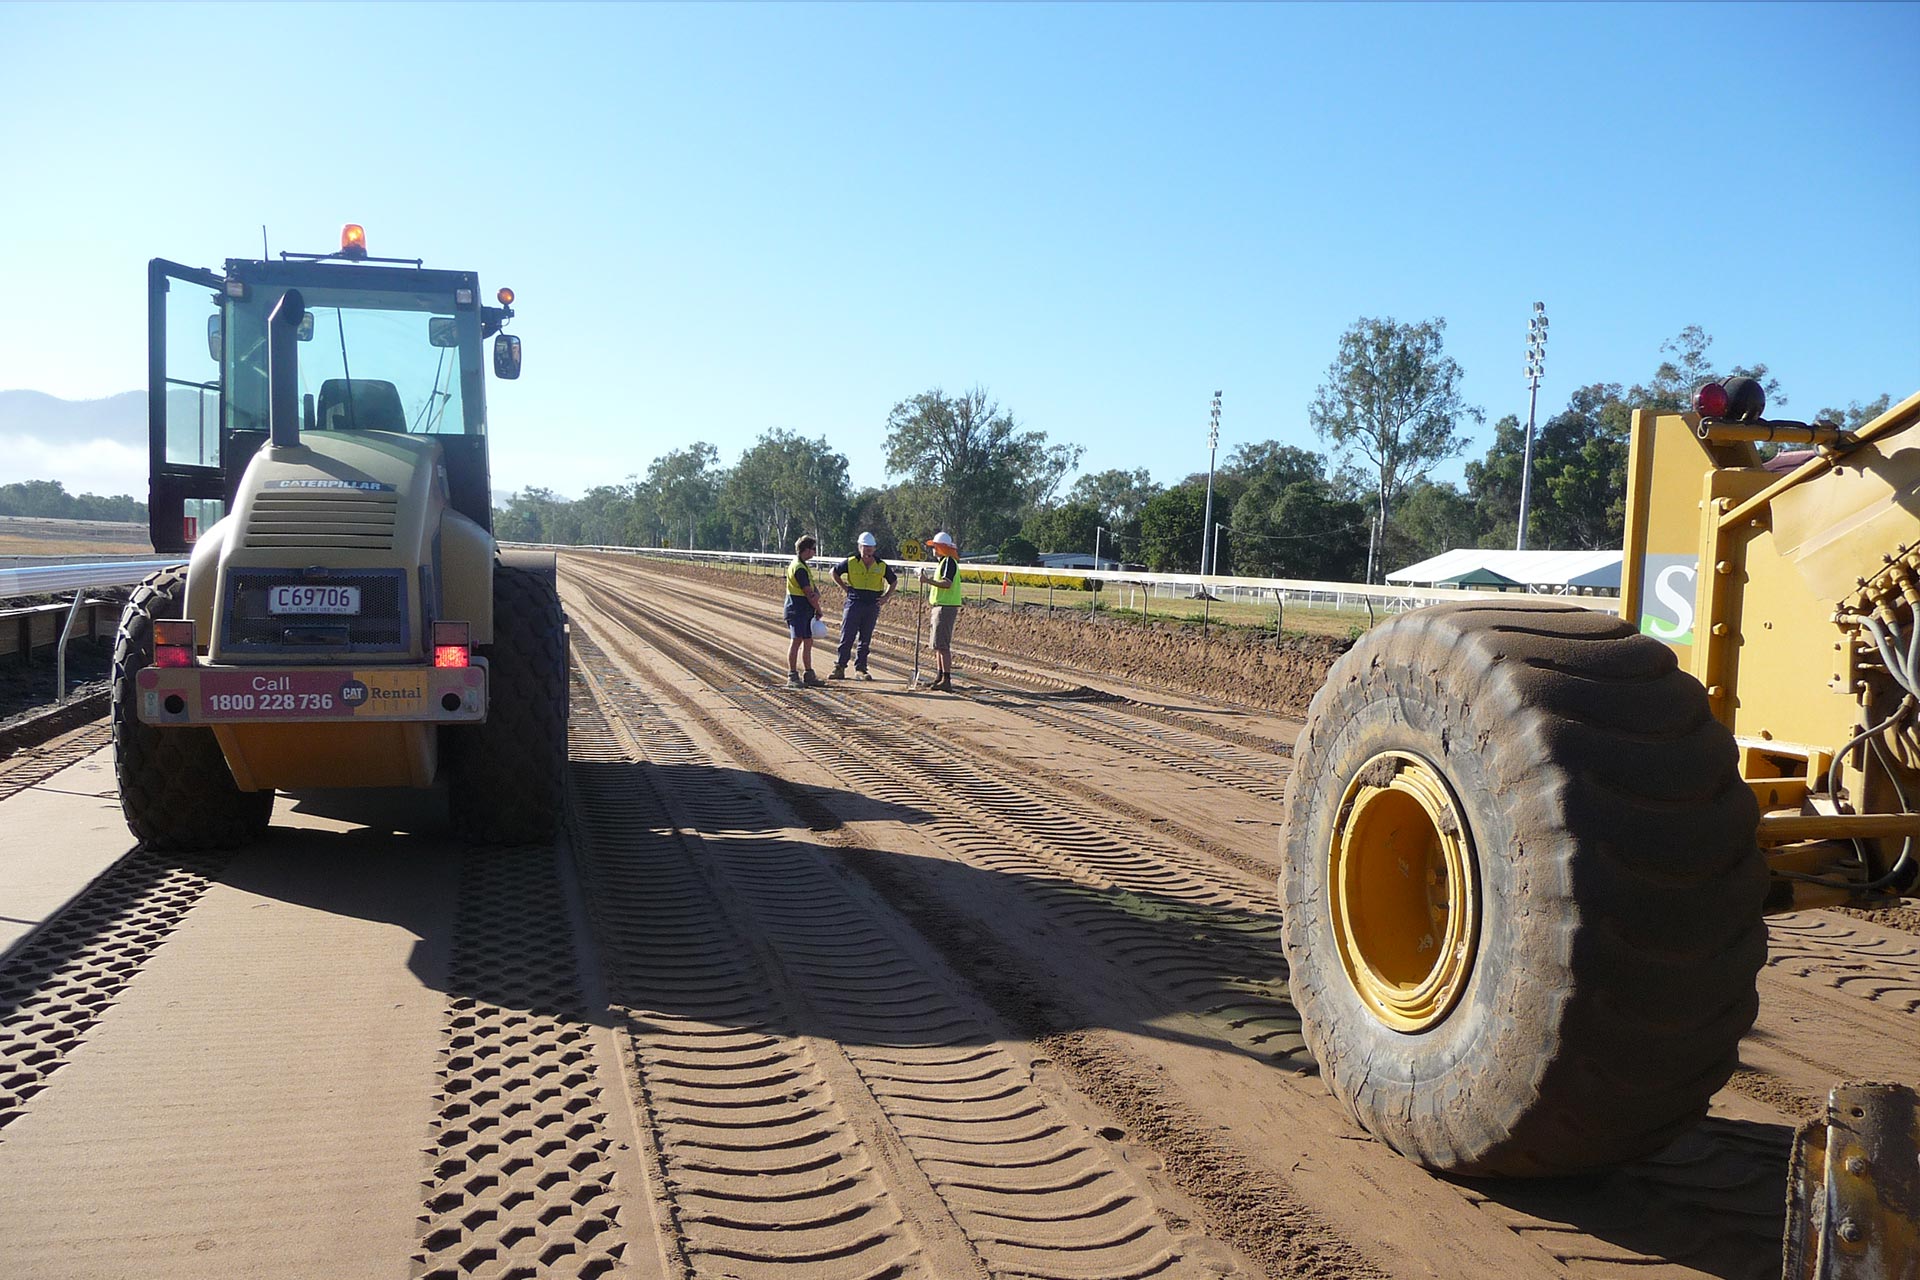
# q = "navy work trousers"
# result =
<box><xmin>836</xmin><ymin>596</ymin><xmax>882</xmax><ymax>670</ymax></box>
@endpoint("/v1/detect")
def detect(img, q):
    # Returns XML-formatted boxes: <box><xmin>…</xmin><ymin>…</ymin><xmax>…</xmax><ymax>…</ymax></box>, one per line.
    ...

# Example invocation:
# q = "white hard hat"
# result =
<box><xmin>858</xmin><ymin>531</ymin><xmax>877</xmax><ymax>548</ymax></box>
<box><xmin>928</xmin><ymin>531</ymin><xmax>957</xmax><ymax>551</ymax></box>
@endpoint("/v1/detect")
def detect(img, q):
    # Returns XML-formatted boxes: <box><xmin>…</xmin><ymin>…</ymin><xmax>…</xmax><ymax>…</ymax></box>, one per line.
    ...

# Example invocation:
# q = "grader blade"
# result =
<box><xmin>1783</xmin><ymin>1082</ymin><xmax>1920</xmax><ymax>1280</ymax></box>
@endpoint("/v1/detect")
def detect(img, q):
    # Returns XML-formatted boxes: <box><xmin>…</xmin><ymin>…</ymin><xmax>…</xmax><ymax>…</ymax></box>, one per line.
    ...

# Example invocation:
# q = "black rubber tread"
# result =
<box><xmin>111</xmin><ymin>567</ymin><xmax>273</xmax><ymax>850</ymax></box>
<box><xmin>445</xmin><ymin>564</ymin><xmax>568</xmax><ymax>845</ymax></box>
<box><xmin>1279</xmin><ymin>600</ymin><xmax>1766</xmax><ymax>1177</ymax></box>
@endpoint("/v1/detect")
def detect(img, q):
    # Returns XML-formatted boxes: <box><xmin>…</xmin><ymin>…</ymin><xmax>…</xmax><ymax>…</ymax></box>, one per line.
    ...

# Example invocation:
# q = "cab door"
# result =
<box><xmin>147</xmin><ymin>258</ymin><xmax>227</xmax><ymax>554</ymax></box>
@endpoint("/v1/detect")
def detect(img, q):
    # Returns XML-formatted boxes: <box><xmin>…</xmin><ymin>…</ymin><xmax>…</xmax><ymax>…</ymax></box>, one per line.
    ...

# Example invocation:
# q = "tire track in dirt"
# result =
<box><xmin>0</xmin><ymin>846</ymin><xmax>228</xmax><ymax>1135</ymax></box>
<box><xmin>564</xmin><ymin>561</ymin><xmax>1814</xmax><ymax>1280</ymax></box>
<box><xmin>409</xmin><ymin>845</ymin><xmax>636</xmax><ymax>1279</ymax></box>
<box><xmin>570</xmin><ymin>636</ymin><xmax>1250</xmax><ymax>1279</ymax></box>
<box><xmin>0</xmin><ymin>721</ymin><xmax>111</xmax><ymax>802</ymax></box>
<box><xmin>572</xmin><ymin>554</ymin><xmax>1297</xmax><ymax>882</ymax></box>
<box><xmin>571</xmin><ymin>576</ymin><xmax>1303</xmax><ymax>1070</ymax></box>
<box><xmin>569</xmin><ymin>550</ymin><xmax>1300</xmax><ymax>772</ymax></box>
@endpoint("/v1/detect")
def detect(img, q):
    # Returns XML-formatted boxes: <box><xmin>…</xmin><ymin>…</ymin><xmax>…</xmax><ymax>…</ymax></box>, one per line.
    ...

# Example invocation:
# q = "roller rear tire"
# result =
<box><xmin>445</xmin><ymin>564</ymin><xmax>568</xmax><ymax>846</ymax></box>
<box><xmin>112</xmin><ymin>567</ymin><xmax>273</xmax><ymax>850</ymax></box>
<box><xmin>1279</xmin><ymin>601</ymin><xmax>1766</xmax><ymax>1176</ymax></box>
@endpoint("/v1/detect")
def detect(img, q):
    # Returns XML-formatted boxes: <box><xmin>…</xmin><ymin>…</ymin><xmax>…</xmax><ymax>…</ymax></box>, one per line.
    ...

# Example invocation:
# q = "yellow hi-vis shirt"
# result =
<box><xmin>840</xmin><ymin>556</ymin><xmax>891</xmax><ymax>594</ymax></box>
<box><xmin>928</xmin><ymin>555</ymin><xmax>962</xmax><ymax>606</ymax></box>
<box><xmin>786</xmin><ymin>557</ymin><xmax>813</xmax><ymax>597</ymax></box>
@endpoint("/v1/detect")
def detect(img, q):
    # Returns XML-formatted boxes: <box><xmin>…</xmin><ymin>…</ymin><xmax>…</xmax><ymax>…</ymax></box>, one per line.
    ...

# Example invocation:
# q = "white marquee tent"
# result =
<box><xmin>1385</xmin><ymin>548</ymin><xmax>1623</xmax><ymax>593</ymax></box>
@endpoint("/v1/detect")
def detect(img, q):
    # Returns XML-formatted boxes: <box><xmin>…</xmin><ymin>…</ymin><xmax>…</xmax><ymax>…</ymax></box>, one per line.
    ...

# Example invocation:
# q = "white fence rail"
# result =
<box><xmin>519</xmin><ymin>544</ymin><xmax>1622</xmax><ymax>616</ymax></box>
<box><xmin>0</xmin><ymin>560</ymin><xmax>178</xmax><ymax>705</ymax></box>
<box><xmin>0</xmin><ymin>560</ymin><xmax>178</xmax><ymax>601</ymax></box>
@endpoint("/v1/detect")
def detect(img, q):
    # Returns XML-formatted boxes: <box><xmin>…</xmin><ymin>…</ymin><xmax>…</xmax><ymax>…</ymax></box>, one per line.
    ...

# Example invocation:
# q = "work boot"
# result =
<box><xmin>786</xmin><ymin>671</ymin><xmax>803</xmax><ymax>689</ymax></box>
<box><xmin>931</xmin><ymin>673</ymin><xmax>953</xmax><ymax>692</ymax></box>
<box><xmin>828</xmin><ymin>664</ymin><xmax>846</xmax><ymax>680</ymax></box>
<box><xmin>855</xmin><ymin>668</ymin><xmax>874</xmax><ymax>682</ymax></box>
<box><xmin>803</xmin><ymin>669</ymin><xmax>826</xmax><ymax>687</ymax></box>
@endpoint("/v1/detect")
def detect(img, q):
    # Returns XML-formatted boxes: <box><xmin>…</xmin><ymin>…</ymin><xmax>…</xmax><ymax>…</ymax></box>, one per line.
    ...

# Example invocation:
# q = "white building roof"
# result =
<box><xmin>1386</xmin><ymin>548</ymin><xmax>1622</xmax><ymax>590</ymax></box>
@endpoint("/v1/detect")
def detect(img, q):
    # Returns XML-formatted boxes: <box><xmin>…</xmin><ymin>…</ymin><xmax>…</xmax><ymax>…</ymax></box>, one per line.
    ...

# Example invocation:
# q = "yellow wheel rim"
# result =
<box><xmin>1328</xmin><ymin>751</ymin><xmax>1479</xmax><ymax>1033</ymax></box>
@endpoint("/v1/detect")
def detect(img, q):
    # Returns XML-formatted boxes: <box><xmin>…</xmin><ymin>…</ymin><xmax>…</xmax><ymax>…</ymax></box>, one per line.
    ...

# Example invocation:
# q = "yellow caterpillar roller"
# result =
<box><xmin>117</xmin><ymin>226</ymin><xmax>566</xmax><ymax>848</ymax></box>
<box><xmin>1282</xmin><ymin>380</ymin><xmax>1920</xmax><ymax>1272</ymax></box>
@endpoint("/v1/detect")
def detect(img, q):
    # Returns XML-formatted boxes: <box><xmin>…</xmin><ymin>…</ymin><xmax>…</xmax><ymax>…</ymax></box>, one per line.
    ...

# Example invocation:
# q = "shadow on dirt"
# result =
<box><xmin>3</xmin><ymin>754</ymin><xmax>1792</xmax><ymax>1280</ymax></box>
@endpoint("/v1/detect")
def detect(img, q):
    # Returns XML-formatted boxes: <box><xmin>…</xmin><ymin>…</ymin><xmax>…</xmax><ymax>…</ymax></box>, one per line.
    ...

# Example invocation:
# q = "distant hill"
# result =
<box><xmin>0</xmin><ymin>389</ymin><xmax>146</xmax><ymax>448</ymax></box>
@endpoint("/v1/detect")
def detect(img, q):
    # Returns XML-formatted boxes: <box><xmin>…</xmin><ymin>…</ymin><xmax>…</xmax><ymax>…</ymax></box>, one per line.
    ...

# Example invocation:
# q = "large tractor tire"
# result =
<box><xmin>445</xmin><ymin>563</ymin><xmax>567</xmax><ymax>845</ymax></box>
<box><xmin>112</xmin><ymin>566</ymin><xmax>273</xmax><ymax>850</ymax></box>
<box><xmin>1279</xmin><ymin>601</ymin><xmax>1766</xmax><ymax>1177</ymax></box>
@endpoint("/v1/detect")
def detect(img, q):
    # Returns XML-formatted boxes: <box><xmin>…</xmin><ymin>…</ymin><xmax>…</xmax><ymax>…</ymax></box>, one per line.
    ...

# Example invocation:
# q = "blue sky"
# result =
<box><xmin>2</xmin><ymin>2</ymin><xmax>1915</xmax><ymax>502</ymax></box>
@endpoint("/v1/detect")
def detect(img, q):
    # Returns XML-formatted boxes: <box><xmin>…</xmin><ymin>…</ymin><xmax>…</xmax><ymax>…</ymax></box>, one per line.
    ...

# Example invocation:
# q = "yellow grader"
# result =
<box><xmin>1282</xmin><ymin>381</ymin><xmax>1920</xmax><ymax>1273</ymax></box>
<box><xmin>115</xmin><ymin>227</ymin><xmax>567</xmax><ymax>848</ymax></box>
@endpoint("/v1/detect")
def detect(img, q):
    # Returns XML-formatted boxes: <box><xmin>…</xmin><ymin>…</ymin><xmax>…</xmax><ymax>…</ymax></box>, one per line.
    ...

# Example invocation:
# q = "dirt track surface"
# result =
<box><xmin>644</xmin><ymin>554</ymin><xmax>1353</xmax><ymax>716</ymax></box>
<box><xmin>2</xmin><ymin>550</ymin><xmax>1918</xmax><ymax>1278</ymax></box>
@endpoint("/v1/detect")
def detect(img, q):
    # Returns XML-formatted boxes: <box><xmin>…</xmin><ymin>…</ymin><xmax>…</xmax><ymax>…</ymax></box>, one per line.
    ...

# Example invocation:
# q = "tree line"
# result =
<box><xmin>0</xmin><ymin>479</ymin><xmax>147</xmax><ymax>524</ymax></box>
<box><xmin>496</xmin><ymin>322</ymin><xmax>1895</xmax><ymax>582</ymax></box>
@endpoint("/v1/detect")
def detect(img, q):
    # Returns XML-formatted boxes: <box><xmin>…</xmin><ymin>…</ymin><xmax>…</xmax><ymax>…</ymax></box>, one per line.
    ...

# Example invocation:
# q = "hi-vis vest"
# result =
<box><xmin>929</xmin><ymin>556</ymin><xmax>963</xmax><ymax>606</ymax></box>
<box><xmin>841</xmin><ymin>556</ymin><xmax>890</xmax><ymax>593</ymax></box>
<box><xmin>786</xmin><ymin>557</ymin><xmax>812</xmax><ymax>598</ymax></box>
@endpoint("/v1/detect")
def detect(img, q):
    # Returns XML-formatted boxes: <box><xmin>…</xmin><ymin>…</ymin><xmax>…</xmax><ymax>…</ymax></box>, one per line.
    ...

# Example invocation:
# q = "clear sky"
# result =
<box><xmin>2</xmin><ymin>2</ymin><xmax>1915</xmax><ymax>502</ymax></box>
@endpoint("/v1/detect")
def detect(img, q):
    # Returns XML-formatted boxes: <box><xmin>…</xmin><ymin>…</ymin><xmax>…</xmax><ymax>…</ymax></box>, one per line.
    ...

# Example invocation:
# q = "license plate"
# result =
<box><xmin>268</xmin><ymin>585</ymin><xmax>362</xmax><ymax>615</ymax></box>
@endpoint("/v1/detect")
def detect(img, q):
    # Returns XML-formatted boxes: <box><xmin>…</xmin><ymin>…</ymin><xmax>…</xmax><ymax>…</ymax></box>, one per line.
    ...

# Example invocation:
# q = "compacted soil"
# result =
<box><xmin>3</xmin><ymin>549</ymin><xmax>1916</xmax><ymax>1280</ymax></box>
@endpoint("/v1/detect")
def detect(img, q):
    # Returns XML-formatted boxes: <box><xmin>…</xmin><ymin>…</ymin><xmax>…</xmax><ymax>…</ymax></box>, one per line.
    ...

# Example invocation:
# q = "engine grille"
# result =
<box><xmin>222</xmin><ymin>568</ymin><xmax>409</xmax><ymax>653</ymax></box>
<box><xmin>244</xmin><ymin>493</ymin><xmax>398</xmax><ymax>551</ymax></box>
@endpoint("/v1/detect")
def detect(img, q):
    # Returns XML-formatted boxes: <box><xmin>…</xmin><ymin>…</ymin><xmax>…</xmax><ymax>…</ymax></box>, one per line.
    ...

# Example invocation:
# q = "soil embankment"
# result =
<box><xmin>614</xmin><ymin>554</ymin><xmax>1352</xmax><ymax>716</ymax></box>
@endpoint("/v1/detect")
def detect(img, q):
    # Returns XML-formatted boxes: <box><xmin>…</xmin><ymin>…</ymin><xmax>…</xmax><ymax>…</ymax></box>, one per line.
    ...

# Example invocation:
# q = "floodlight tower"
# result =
<box><xmin>1516</xmin><ymin>302</ymin><xmax>1548</xmax><ymax>551</ymax></box>
<box><xmin>1201</xmin><ymin>391</ymin><xmax>1222</xmax><ymax>576</ymax></box>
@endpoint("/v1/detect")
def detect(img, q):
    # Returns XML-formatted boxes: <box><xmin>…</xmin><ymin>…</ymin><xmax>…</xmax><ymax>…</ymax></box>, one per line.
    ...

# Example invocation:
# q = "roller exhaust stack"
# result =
<box><xmin>267</xmin><ymin>287</ymin><xmax>306</xmax><ymax>448</ymax></box>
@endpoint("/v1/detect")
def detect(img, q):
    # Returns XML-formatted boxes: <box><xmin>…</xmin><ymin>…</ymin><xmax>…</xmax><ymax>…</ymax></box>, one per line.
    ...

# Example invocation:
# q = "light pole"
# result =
<box><xmin>1094</xmin><ymin>525</ymin><xmax>1110</xmax><ymax>571</ymax></box>
<box><xmin>1516</xmin><ymin>302</ymin><xmax>1548</xmax><ymax>551</ymax></box>
<box><xmin>1213</xmin><ymin>522</ymin><xmax>1226</xmax><ymax>579</ymax></box>
<box><xmin>1201</xmin><ymin>391</ymin><xmax>1222</xmax><ymax>576</ymax></box>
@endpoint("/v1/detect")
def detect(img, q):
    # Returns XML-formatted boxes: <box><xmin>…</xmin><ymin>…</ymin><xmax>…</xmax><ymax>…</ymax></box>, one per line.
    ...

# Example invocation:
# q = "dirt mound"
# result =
<box><xmin>960</xmin><ymin>606</ymin><xmax>1349</xmax><ymax>716</ymax></box>
<box><xmin>590</xmin><ymin>553</ymin><xmax>1349</xmax><ymax>717</ymax></box>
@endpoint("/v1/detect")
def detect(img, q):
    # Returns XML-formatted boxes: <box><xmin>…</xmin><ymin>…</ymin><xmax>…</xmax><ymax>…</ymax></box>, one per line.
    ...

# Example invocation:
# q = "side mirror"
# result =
<box><xmin>207</xmin><ymin>314</ymin><xmax>222</xmax><ymax>362</ymax></box>
<box><xmin>296</xmin><ymin>312</ymin><xmax>315</xmax><ymax>342</ymax></box>
<box><xmin>493</xmin><ymin>333</ymin><xmax>522</xmax><ymax>380</ymax></box>
<box><xmin>428</xmin><ymin>317</ymin><xmax>460</xmax><ymax>348</ymax></box>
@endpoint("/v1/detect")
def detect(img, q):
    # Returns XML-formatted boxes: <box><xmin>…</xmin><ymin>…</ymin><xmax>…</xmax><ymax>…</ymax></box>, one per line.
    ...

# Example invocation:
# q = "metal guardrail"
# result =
<box><xmin>0</xmin><ymin>560</ymin><xmax>178</xmax><ymax>705</ymax></box>
<box><xmin>0</xmin><ymin>560</ymin><xmax>178</xmax><ymax>601</ymax></box>
<box><xmin>511</xmin><ymin>543</ymin><xmax>1621</xmax><ymax>615</ymax></box>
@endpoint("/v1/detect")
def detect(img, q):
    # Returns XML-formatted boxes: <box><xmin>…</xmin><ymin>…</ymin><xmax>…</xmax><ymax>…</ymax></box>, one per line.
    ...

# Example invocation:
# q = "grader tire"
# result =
<box><xmin>1279</xmin><ymin>601</ymin><xmax>1766</xmax><ymax>1177</ymax></box>
<box><xmin>112</xmin><ymin>566</ymin><xmax>273</xmax><ymax>850</ymax></box>
<box><xmin>446</xmin><ymin>564</ymin><xmax>567</xmax><ymax>846</ymax></box>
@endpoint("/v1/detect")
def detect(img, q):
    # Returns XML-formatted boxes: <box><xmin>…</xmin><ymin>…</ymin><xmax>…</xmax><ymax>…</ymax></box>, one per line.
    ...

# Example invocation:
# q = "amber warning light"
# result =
<box><xmin>497</xmin><ymin>287</ymin><xmax>514</xmax><ymax>306</ymax></box>
<box><xmin>339</xmin><ymin>224</ymin><xmax>368</xmax><ymax>260</ymax></box>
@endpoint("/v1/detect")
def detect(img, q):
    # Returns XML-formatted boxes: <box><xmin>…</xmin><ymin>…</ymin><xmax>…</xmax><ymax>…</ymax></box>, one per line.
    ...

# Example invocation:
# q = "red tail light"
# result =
<box><xmin>153</xmin><ymin>619</ymin><xmax>196</xmax><ymax>668</ymax></box>
<box><xmin>432</xmin><ymin>620</ymin><xmax>470</xmax><ymax>668</ymax></box>
<box><xmin>1695</xmin><ymin>382</ymin><xmax>1729</xmax><ymax>418</ymax></box>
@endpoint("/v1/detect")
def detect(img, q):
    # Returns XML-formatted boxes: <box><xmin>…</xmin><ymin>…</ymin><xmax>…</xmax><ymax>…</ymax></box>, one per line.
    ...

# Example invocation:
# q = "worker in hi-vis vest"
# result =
<box><xmin>829</xmin><ymin>532</ymin><xmax>898</xmax><ymax>680</ymax></box>
<box><xmin>920</xmin><ymin>530</ymin><xmax>962</xmax><ymax>692</ymax></box>
<box><xmin>784</xmin><ymin>535</ymin><xmax>826</xmax><ymax>688</ymax></box>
